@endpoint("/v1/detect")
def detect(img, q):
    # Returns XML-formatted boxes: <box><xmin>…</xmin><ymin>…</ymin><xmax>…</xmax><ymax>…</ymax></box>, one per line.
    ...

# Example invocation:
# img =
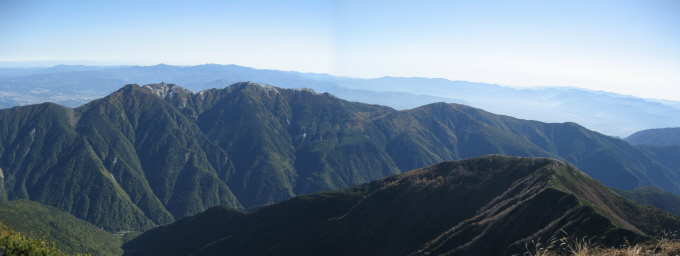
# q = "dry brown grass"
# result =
<box><xmin>547</xmin><ymin>241</ymin><xmax>680</xmax><ymax>256</ymax></box>
<box><xmin>519</xmin><ymin>231</ymin><xmax>680</xmax><ymax>256</ymax></box>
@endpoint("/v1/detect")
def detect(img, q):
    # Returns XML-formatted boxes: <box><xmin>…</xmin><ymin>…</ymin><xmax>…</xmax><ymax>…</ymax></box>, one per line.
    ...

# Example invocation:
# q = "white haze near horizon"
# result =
<box><xmin>1</xmin><ymin>0</ymin><xmax>678</xmax><ymax>101</ymax></box>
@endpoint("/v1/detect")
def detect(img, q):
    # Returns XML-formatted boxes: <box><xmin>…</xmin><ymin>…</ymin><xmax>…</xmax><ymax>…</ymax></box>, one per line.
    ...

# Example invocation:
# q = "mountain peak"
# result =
<box><xmin>142</xmin><ymin>82</ymin><xmax>194</xmax><ymax>99</ymax></box>
<box><xmin>228</xmin><ymin>81</ymin><xmax>280</xmax><ymax>95</ymax></box>
<box><xmin>291</xmin><ymin>87</ymin><xmax>322</xmax><ymax>95</ymax></box>
<box><xmin>226</xmin><ymin>82</ymin><xmax>326</xmax><ymax>97</ymax></box>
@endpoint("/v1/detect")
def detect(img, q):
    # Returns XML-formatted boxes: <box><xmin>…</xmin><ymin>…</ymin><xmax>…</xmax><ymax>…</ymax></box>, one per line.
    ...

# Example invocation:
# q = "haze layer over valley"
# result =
<box><xmin>1</xmin><ymin>64</ymin><xmax>678</xmax><ymax>138</ymax></box>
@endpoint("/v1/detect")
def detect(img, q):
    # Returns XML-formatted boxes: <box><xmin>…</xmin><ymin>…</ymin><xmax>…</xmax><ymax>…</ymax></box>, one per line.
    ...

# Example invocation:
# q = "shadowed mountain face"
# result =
<box><xmin>123</xmin><ymin>155</ymin><xmax>680</xmax><ymax>256</ymax></box>
<box><xmin>625</xmin><ymin>127</ymin><xmax>680</xmax><ymax>146</ymax></box>
<box><xmin>1</xmin><ymin>82</ymin><xmax>680</xmax><ymax>231</ymax></box>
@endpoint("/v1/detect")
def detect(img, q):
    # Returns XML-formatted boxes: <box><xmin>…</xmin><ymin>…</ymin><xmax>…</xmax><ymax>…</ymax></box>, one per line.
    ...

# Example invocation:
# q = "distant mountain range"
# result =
<box><xmin>2</xmin><ymin>82</ymin><xmax>680</xmax><ymax>233</ymax></box>
<box><xmin>1</xmin><ymin>64</ymin><xmax>679</xmax><ymax>137</ymax></box>
<box><xmin>122</xmin><ymin>155</ymin><xmax>680</xmax><ymax>256</ymax></box>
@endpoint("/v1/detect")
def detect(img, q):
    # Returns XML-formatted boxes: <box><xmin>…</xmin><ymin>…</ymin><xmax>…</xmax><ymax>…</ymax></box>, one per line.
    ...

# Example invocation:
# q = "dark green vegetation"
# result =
<box><xmin>612</xmin><ymin>186</ymin><xmax>680</xmax><ymax>216</ymax></box>
<box><xmin>0</xmin><ymin>200</ymin><xmax>123</xmax><ymax>255</ymax></box>
<box><xmin>2</xmin><ymin>82</ymin><xmax>680</xmax><ymax>232</ymax></box>
<box><xmin>625</xmin><ymin>127</ymin><xmax>680</xmax><ymax>146</ymax></box>
<box><xmin>1</xmin><ymin>222</ymin><xmax>64</xmax><ymax>256</ymax></box>
<box><xmin>123</xmin><ymin>155</ymin><xmax>680</xmax><ymax>256</ymax></box>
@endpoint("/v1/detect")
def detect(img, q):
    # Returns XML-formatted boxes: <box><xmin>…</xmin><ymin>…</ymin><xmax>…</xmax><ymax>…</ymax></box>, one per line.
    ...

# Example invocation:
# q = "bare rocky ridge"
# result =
<box><xmin>143</xmin><ymin>82</ymin><xmax>196</xmax><ymax>99</ymax></box>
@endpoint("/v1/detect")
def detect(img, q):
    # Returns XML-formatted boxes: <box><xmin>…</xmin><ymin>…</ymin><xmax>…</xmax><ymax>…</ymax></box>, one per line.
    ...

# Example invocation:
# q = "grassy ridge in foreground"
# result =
<box><xmin>520</xmin><ymin>233</ymin><xmax>680</xmax><ymax>255</ymax></box>
<box><xmin>124</xmin><ymin>155</ymin><xmax>680</xmax><ymax>256</ymax></box>
<box><xmin>0</xmin><ymin>200</ymin><xmax>123</xmax><ymax>256</ymax></box>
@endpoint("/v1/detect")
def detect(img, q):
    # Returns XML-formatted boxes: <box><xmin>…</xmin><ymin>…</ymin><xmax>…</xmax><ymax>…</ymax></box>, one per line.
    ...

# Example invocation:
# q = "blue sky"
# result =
<box><xmin>1</xmin><ymin>0</ymin><xmax>679</xmax><ymax>100</ymax></box>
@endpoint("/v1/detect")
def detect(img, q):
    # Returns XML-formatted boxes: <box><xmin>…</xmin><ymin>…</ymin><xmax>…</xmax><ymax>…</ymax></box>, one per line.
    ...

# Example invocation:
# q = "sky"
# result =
<box><xmin>1</xmin><ymin>0</ymin><xmax>679</xmax><ymax>101</ymax></box>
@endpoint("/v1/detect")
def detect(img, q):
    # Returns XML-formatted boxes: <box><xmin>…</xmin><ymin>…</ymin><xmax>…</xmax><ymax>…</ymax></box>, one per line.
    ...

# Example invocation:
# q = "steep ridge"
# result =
<box><xmin>122</xmin><ymin>155</ymin><xmax>680</xmax><ymax>256</ymax></box>
<box><xmin>0</xmin><ymin>84</ymin><xmax>242</xmax><ymax>230</ymax></box>
<box><xmin>79</xmin><ymin>84</ymin><xmax>240</xmax><ymax>220</ymax></box>
<box><xmin>162</xmin><ymin>82</ymin><xmax>680</xmax><ymax>198</ymax></box>
<box><xmin>626</xmin><ymin>127</ymin><xmax>680</xmax><ymax>146</ymax></box>
<box><xmin>404</xmin><ymin>104</ymin><xmax>677</xmax><ymax>192</ymax></box>
<box><xmin>0</xmin><ymin>102</ymin><xmax>155</xmax><ymax>230</ymax></box>
<box><xmin>612</xmin><ymin>186</ymin><xmax>680</xmax><ymax>216</ymax></box>
<box><xmin>2</xmin><ymin>82</ymin><xmax>680</xmax><ymax>231</ymax></box>
<box><xmin>160</xmin><ymin>82</ymin><xmax>401</xmax><ymax>206</ymax></box>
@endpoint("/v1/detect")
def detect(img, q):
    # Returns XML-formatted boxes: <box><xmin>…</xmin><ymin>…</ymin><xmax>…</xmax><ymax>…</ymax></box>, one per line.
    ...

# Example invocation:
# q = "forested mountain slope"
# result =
<box><xmin>1</xmin><ymin>82</ymin><xmax>679</xmax><ymax>231</ymax></box>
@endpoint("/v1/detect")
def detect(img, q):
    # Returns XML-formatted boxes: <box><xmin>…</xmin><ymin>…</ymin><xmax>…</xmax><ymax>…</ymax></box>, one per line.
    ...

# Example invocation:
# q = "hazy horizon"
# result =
<box><xmin>1</xmin><ymin>62</ymin><xmax>677</xmax><ymax>104</ymax></box>
<box><xmin>2</xmin><ymin>0</ymin><xmax>679</xmax><ymax>100</ymax></box>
